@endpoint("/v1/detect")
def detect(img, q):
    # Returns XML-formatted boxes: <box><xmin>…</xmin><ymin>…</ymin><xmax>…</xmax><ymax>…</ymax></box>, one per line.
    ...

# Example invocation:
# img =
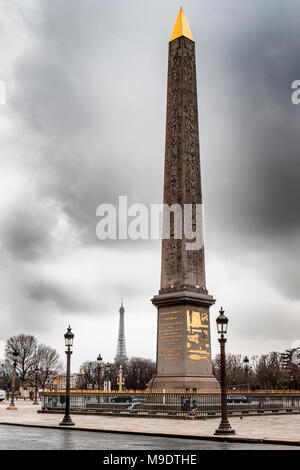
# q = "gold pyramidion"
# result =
<box><xmin>170</xmin><ymin>7</ymin><xmax>194</xmax><ymax>42</ymax></box>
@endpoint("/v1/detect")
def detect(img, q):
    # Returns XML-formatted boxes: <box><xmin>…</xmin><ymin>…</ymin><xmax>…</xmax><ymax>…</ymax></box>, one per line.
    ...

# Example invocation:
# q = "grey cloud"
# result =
<box><xmin>26</xmin><ymin>280</ymin><xmax>94</xmax><ymax>312</ymax></box>
<box><xmin>10</xmin><ymin>0</ymin><xmax>166</xmax><ymax>246</ymax></box>
<box><xmin>194</xmin><ymin>0</ymin><xmax>300</xmax><ymax>302</ymax></box>
<box><xmin>1</xmin><ymin>200</ymin><xmax>55</xmax><ymax>261</ymax></box>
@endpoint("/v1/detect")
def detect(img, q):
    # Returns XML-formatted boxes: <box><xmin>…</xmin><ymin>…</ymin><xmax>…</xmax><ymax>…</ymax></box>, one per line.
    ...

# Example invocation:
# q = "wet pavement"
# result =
<box><xmin>0</xmin><ymin>425</ymin><xmax>297</xmax><ymax>450</ymax></box>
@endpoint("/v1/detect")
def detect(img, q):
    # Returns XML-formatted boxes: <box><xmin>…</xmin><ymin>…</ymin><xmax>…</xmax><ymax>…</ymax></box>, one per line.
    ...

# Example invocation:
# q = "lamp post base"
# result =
<box><xmin>6</xmin><ymin>405</ymin><xmax>17</xmax><ymax>410</ymax></box>
<box><xmin>214</xmin><ymin>421</ymin><xmax>235</xmax><ymax>435</ymax></box>
<box><xmin>59</xmin><ymin>415</ymin><xmax>75</xmax><ymax>426</ymax></box>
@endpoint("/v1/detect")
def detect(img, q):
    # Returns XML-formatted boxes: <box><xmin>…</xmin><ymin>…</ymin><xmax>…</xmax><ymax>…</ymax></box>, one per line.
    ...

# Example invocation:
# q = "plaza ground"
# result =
<box><xmin>0</xmin><ymin>424</ymin><xmax>296</xmax><ymax>450</ymax></box>
<box><xmin>0</xmin><ymin>400</ymin><xmax>299</xmax><ymax>448</ymax></box>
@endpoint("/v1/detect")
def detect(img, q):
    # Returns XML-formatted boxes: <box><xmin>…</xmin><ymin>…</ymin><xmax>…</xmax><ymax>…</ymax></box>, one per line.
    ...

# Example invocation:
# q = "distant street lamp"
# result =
<box><xmin>243</xmin><ymin>355</ymin><xmax>250</xmax><ymax>390</ymax></box>
<box><xmin>0</xmin><ymin>363</ymin><xmax>5</xmax><ymax>391</ymax></box>
<box><xmin>45</xmin><ymin>367</ymin><xmax>49</xmax><ymax>390</ymax></box>
<box><xmin>60</xmin><ymin>326</ymin><xmax>75</xmax><ymax>426</ymax></box>
<box><xmin>215</xmin><ymin>308</ymin><xmax>235</xmax><ymax>435</ymax></box>
<box><xmin>105</xmin><ymin>362</ymin><xmax>111</xmax><ymax>391</ymax></box>
<box><xmin>7</xmin><ymin>351</ymin><xmax>19</xmax><ymax>410</ymax></box>
<box><xmin>33</xmin><ymin>367</ymin><xmax>39</xmax><ymax>405</ymax></box>
<box><xmin>97</xmin><ymin>354</ymin><xmax>102</xmax><ymax>390</ymax></box>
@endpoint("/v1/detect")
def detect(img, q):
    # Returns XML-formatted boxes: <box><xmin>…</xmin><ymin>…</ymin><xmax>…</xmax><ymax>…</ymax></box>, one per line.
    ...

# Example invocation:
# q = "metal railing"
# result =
<box><xmin>40</xmin><ymin>390</ymin><xmax>300</xmax><ymax>417</ymax></box>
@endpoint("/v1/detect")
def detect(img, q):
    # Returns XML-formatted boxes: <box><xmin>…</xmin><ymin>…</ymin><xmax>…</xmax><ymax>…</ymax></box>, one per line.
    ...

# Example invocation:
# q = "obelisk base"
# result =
<box><xmin>151</xmin><ymin>290</ymin><xmax>219</xmax><ymax>391</ymax></box>
<box><xmin>150</xmin><ymin>375</ymin><xmax>219</xmax><ymax>391</ymax></box>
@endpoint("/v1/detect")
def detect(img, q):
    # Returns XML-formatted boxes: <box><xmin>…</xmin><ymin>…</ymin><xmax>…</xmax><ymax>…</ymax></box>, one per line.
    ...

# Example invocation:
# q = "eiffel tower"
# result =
<box><xmin>114</xmin><ymin>300</ymin><xmax>128</xmax><ymax>363</ymax></box>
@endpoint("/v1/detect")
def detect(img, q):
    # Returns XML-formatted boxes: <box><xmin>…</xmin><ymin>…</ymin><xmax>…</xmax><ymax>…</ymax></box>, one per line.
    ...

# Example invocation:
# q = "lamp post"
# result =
<box><xmin>60</xmin><ymin>326</ymin><xmax>75</xmax><ymax>426</ymax></box>
<box><xmin>215</xmin><ymin>308</ymin><xmax>235</xmax><ymax>435</ymax></box>
<box><xmin>45</xmin><ymin>367</ymin><xmax>49</xmax><ymax>391</ymax></box>
<box><xmin>232</xmin><ymin>377</ymin><xmax>237</xmax><ymax>390</ymax></box>
<box><xmin>243</xmin><ymin>355</ymin><xmax>250</xmax><ymax>390</ymax></box>
<box><xmin>105</xmin><ymin>362</ymin><xmax>111</xmax><ymax>391</ymax></box>
<box><xmin>33</xmin><ymin>367</ymin><xmax>39</xmax><ymax>405</ymax></box>
<box><xmin>0</xmin><ymin>363</ymin><xmax>4</xmax><ymax>392</ymax></box>
<box><xmin>135</xmin><ymin>364</ymin><xmax>140</xmax><ymax>391</ymax></box>
<box><xmin>97</xmin><ymin>354</ymin><xmax>102</xmax><ymax>390</ymax></box>
<box><xmin>7</xmin><ymin>351</ymin><xmax>19</xmax><ymax>410</ymax></box>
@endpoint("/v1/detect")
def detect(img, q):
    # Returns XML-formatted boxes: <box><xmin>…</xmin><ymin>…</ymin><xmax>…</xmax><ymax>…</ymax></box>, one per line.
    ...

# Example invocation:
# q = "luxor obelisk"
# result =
<box><xmin>151</xmin><ymin>8</ymin><xmax>219</xmax><ymax>390</ymax></box>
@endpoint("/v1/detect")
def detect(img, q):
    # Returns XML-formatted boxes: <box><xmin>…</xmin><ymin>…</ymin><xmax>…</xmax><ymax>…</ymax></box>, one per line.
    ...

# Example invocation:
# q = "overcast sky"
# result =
<box><xmin>0</xmin><ymin>0</ymin><xmax>300</xmax><ymax>371</ymax></box>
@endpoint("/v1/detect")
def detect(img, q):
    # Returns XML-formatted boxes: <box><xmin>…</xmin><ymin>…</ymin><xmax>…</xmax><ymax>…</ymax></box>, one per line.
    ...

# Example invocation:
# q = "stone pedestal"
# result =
<box><xmin>151</xmin><ymin>290</ymin><xmax>219</xmax><ymax>391</ymax></box>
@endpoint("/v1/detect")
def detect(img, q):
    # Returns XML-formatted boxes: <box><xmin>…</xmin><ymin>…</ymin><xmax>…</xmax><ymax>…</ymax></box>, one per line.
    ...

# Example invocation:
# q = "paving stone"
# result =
<box><xmin>0</xmin><ymin>400</ymin><xmax>299</xmax><ymax>444</ymax></box>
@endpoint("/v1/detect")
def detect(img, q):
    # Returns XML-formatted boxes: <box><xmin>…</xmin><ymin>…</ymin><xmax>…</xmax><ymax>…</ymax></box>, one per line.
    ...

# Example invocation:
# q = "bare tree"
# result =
<box><xmin>212</xmin><ymin>353</ymin><xmax>245</xmax><ymax>387</ymax></box>
<box><xmin>108</xmin><ymin>362</ymin><xmax>120</xmax><ymax>390</ymax></box>
<box><xmin>36</xmin><ymin>344</ymin><xmax>64</xmax><ymax>389</ymax></box>
<box><xmin>77</xmin><ymin>361</ymin><xmax>99</xmax><ymax>389</ymax></box>
<box><xmin>5</xmin><ymin>335</ymin><xmax>63</xmax><ymax>390</ymax></box>
<box><xmin>0</xmin><ymin>361</ymin><xmax>12</xmax><ymax>390</ymax></box>
<box><xmin>76</xmin><ymin>357</ymin><xmax>156</xmax><ymax>391</ymax></box>
<box><xmin>253</xmin><ymin>352</ymin><xmax>284</xmax><ymax>389</ymax></box>
<box><xmin>123</xmin><ymin>357</ymin><xmax>156</xmax><ymax>390</ymax></box>
<box><xmin>280</xmin><ymin>348</ymin><xmax>300</xmax><ymax>389</ymax></box>
<box><xmin>212</xmin><ymin>350</ymin><xmax>300</xmax><ymax>390</ymax></box>
<box><xmin>5</xmin><ymin>334</ymin><xmax>37</xmax><ymax>383</ymax></box>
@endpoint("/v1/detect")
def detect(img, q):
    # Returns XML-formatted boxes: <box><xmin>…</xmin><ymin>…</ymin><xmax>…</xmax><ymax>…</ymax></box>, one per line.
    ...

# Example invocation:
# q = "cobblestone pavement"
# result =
<box><xmin>0</xmin><ymin>400</ymin><xmax>299</xmax><ymax>446</ymax></box>
<box><xmin>0</xmin><ymin>424</ymin><xmax>296</xmax><ymax>450</ymax></box>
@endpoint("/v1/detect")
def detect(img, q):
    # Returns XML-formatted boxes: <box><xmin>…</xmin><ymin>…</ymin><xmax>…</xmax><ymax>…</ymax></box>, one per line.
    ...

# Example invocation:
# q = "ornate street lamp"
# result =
<box><xmin>33</xmin><ymin>366</ymin><xmax>39</xmax><ymax>405</ymax></box>
<box><xmin>7</xmin><ymin>350</ymin><xmax>19</xmax><ymax>410</ymax></box>
<box><xmin>60</xmin><ymin>326</ymin><xmax>75</xmax><ymax>426</ymax></box>
<box><xmin>243</xmin><ymin>355</ymin><xmax>250</xmax><ymax>390</ymax></box>
<box><xmin>105</xmin><ymin>362</ymin><xmax>111</xmax><ymax>391</ymax></box>
<box><xmin>97</xmin><ymin>354</ymin><xmax>102</xmax><ymax>390</ymax></box>
<box><xmin>214</xmin><ymin>308</ymin><xmax>235</xmax><ymax>435</ymax></box>
<box><xmin>0</xmin><ymin>363</ymin><xmax>4</xmax><ymax>392</ymax></box>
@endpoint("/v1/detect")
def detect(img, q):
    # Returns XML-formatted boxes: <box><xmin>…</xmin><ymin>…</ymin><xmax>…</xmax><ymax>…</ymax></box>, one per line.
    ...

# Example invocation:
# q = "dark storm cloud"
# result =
<box><xmin>23</xmin><ymin>267</ymin><xmax>151</xmax><ymax>313</ymax></box>
<box><xmin>1</xmin><ymin>0</ymin><xmax>300</xmax><ymax>362</ymax></box>
<box><xmin>26</xmin><ymin>279</ymin><xmax>94</xmax><ymax>311</ymax></box>
<box><xmin>10</xmin><ymin>0</ymin><xmax>167</xmax><ymax>245</ymax></box>
<box><xmin>0</xmin><ymin>196</ymin><xmax>61</xmax><ymax>260</ymax></box>
<box><xmin>195</xmin><ymin>0</ymin><xmax>300</xmax><ymax>302</ymax></box>
<box><xmin>2</xmin><ymin>210</ymin><xmax>51</xmax><ymax>261</ymax></box>
<box><xmin>210</xmin><ymin>9</ymin><xmax>300</xmax><ymax>239</ymax></box>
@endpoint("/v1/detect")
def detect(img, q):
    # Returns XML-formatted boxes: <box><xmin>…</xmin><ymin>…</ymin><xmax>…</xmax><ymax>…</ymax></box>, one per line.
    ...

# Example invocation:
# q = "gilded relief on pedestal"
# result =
<box><xmin>186</xmin><ymin>310</ymin><xmax>210</xmax><ymax>361</ymax></box>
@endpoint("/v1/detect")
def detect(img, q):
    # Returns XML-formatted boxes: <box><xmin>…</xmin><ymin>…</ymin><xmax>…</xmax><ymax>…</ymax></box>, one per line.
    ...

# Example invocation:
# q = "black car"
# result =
<box><xmin>227</xmin><ymin>395</ymin><xmax>250</xmax><ymax>404</ymax></box>
<box><xmin>110</xmin><ymin>396</ymin><xmax>132</xmax><ymax>403</ymax></box>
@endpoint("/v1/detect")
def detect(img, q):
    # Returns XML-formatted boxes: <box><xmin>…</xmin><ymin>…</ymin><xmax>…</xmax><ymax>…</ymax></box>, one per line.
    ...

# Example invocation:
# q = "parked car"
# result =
<box><xmin>0</xmin><ymin>390</ymin><xmax>6</xmax><ymax>401</ymax></box>
<box><xmin>227</xmin><ymin>395</ymin><xmax>250</xmax><ymax>404</ymax></box>
<box><xmin>110</xmin><ymin>396</ymin><xmax>132</xmax><ymax>403</ymax></box>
